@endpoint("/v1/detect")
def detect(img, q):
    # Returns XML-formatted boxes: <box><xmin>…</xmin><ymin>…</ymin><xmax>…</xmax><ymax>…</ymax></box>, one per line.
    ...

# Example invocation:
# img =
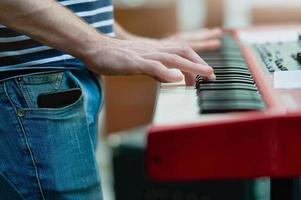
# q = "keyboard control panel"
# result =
<box><xmin>253</xmin><ymin>40</ymin><xmax>301</xmax><ymax>74</ymax></box>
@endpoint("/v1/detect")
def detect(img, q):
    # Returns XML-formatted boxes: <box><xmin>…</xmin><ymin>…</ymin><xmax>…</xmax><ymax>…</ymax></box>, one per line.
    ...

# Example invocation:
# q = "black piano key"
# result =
<box><xmin>212</xmin><ymin>71</ymin><xmax>251</xmax><ymax>77</ymax></box>
<box><xmin>213</xmin><ymin>68</ymin><xmax>250</xmax><ymax>73</ymax></box>
<box><xmin>199</xmin><ymin>102</ymin><xmax>265</xmax><ymax>114</ymax></box>
<box><xmin>202</xmin><ymin>58</ymin><xmax>245</xmax><ymax>62</ymax></box>
<box><xmin>208</xmin><ymin>66</ymin><xmax>249</xmax><ymax>70</ymax></box>
<box><xmin>213</xmin><ymin>75</ymin><xmax>254</xmax><ymax>80</ymax></box>
<box><xmin>201</xmin><ymin>53</ymin><xmax>244</xmax><ymax>57</ymax></box>
<box><xmin>200</xmin><ymin>80</ymin><xmax>255</xmax><ymax>85</ymax></box>
<box><xmin>198</xmin><ymin>90</ymin><xmax>263</xmax><ymax>101</ymax></box>
<box><xmin>198</xmin><ymin>87</ymin><xmax>258</xmax><ymax>92</ymax></box>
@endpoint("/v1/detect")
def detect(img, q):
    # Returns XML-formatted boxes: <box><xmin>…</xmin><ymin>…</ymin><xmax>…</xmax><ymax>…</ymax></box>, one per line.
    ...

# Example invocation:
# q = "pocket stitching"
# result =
<box><xmin>21</xmin><ymin>72</ymin><xmax>63</xmax><ymax>85</ymax></box>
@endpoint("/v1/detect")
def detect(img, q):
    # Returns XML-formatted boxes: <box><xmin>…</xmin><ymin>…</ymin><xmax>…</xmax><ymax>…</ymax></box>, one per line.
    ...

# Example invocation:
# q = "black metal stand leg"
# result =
<box><xmin>271</xmin><ymin>179</ymin><xmax>293</xmax><ymax>200</ymax></box>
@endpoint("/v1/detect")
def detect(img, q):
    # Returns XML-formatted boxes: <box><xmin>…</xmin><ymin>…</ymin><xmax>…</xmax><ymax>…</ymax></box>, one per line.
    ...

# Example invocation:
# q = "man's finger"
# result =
<box><xmin>161</xmin><ymin>45</ymin><xmax>208</xmax><ymax>65</ymax></box>
<box><xmin>197</xmin><ymin>28</ymin><xmax>223</xmax><ymax>41</ymax></box>
<box><xmin>137</xmin><ymin>58</ymin><xmax>184</xmax><ymax>82</ymax></box>
<box><xmin>183</xmin><ymin>72</ymin><xmax>216</xmax><ymax>86</ymax></box>
<box><xmin>189</xmin><ymin>39</ymin><xmax>221</xmax><ymax>52</ymax></box>
<box><xmin>177</xmin><ymin>28</ymin><xmax>222</xmax><ymax>41</ymax></box>
<box><xmin>142</xmin><ymin>52</ymin><xmax>214</xmax><ymax>77</ymax></box>
<box><xmin>183</xmin><ymin>71</ymin><xmax>196</xmax><ymax>86</ymax></box>
<box><xmin>170</xmin><ymin>28</ymin><xmax>222</xmax><ymax>41</ymax></box>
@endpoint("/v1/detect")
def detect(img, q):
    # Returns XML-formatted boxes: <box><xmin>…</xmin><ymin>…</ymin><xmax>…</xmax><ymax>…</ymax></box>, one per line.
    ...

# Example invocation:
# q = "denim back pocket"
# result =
<box><xmin>17</xmin><ymin>71</ymin><xmax>81</xmax><ymax>110</ymax></box>
<box><xmin>10</xmin><ymin>71</ymin><xmax>101</xmax><ymax>198</ymax></box>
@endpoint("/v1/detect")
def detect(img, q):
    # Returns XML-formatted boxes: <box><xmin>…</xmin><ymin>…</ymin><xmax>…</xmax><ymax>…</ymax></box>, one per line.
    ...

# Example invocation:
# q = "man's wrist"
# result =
<box><xmin>76</xmin><ymin>33</ymin><xmax>119</xmax><ymax>69</ymax></box>
<box><xmin>73</xmin><ymin>32</ymin><xmax>108</xmax><ymax>61</ymax></box>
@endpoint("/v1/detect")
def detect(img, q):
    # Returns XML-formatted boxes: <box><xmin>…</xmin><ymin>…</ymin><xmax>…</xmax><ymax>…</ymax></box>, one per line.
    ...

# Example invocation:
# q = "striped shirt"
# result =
<box><xmin>0</xmin><ymin>0</ymin><xmax>114</xmax><ymax>72</ymax></box>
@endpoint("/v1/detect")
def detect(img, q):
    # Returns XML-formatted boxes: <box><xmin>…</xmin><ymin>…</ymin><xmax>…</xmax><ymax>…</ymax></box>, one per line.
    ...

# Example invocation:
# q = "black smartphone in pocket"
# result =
<box><xmin>37</xmin><ymin>88</ymin><xmax>82</xmax><ymax>108</ymax></box>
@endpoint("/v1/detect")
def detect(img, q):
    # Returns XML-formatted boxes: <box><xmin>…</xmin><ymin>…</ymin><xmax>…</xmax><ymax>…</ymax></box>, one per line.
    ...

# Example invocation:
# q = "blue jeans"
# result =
<box><xmin>0</xmin><ymin>70</ymin><xmax>103</xmax><ymax>199</ymax></box>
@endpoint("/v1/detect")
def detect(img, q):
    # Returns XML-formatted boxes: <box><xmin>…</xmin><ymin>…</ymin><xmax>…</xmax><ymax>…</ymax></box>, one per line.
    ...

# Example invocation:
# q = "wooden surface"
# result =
<box><xmin>114</xmin><ymin>6</ymin><xmax>178</xmax><ymax>38</ymax></box>
<box><xmin>204</xmin><ymin>0</ymin><xmax>224</xmax><ymax>28</ymax></box>
<box><xmin>103</xmin><ymin>75</ymin><xmax>158</xmax><ymax>134</ymax></box>
<box><xmin>252</xmin><ymin>7</ymin><xmax>301</xmax><ymax>25</ymax></box>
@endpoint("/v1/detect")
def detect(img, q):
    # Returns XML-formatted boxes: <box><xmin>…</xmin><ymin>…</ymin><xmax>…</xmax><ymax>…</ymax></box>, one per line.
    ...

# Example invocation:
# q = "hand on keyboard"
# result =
<box><xmin>83</xmin><ymin>36</ymin><xmax>216</xmax><ymax>86</ymax></box>
<box><xmin>162</xmin><ymin>28</ymin><xmax>222</xmax><ymax>52</ymax></box>
<box><xmin>160</xmin><ymin>28</ymin><xmax>222</xmax><ymax>85</ymax></box>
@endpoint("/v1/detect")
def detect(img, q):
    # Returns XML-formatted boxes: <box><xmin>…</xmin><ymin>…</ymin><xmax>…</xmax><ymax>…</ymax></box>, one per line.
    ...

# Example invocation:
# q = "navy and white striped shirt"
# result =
<box><xmin>0</xmin><ymin>0</ymin><xmax>114</xmax><ymax>72</ymax></box>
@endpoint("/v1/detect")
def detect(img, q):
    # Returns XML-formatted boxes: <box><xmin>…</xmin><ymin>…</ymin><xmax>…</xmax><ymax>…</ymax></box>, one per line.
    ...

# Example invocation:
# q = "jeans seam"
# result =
<box><xmin>14</xmin><ymin>79</ymin><xmax>31</xmax><ymax>108</ymax></box>
<box><xmin>0</xmin><ymin>173</ymin><xmax>26</xmax><ymax>200</ymax></box>
<box><xmin>3</xmin><ymin>81</ymin><xmax>46</xmax><ymax>200</ymax></box>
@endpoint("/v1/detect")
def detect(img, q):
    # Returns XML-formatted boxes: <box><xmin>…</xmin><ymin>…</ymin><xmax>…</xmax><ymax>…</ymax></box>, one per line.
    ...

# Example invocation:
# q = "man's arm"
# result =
<box><xmin>0</xmin><ymin>0</ymin><xmax>215</xmax><ymax>84</ymax></box>
<box><xmin>113</xmin><ymin>22</ymin><xmax>222</xmax><ymax>52</ymax></box>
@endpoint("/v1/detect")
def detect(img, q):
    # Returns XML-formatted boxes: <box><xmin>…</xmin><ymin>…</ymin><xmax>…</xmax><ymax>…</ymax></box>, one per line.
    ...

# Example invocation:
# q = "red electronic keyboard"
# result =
<box><xmin>147</xmin><ymin>25</ymin><xmax>301</xmax><ymax>182</ymax></box>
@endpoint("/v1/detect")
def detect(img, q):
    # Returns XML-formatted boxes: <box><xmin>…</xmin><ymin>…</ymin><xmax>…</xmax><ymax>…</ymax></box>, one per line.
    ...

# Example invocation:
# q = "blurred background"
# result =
<box><xmin>104</xmin><ymin>0</ymin><xmax>301</xmax><ymax>134</ymax></box>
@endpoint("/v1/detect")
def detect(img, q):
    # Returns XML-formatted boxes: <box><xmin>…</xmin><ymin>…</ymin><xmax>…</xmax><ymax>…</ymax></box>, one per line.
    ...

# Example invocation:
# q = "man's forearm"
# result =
<box><xmin>0</xmin><ymin>0</ymin><xmax>106</xmax><ymax>60</ymax></box>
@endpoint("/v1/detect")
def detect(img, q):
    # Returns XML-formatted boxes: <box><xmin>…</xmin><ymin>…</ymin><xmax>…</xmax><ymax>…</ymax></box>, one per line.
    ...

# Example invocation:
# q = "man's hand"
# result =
<box><xmin>159</xmin><ymin>28</ymin><xmax>222</xmax><ymax>84</ymax></box>
<box><xmin>82</xmin><ymin>36</ymin><xmax>215</xmax><ymax>84</ymax></box>
<box><xmin>162</xmin><ymin>28</ymin><xmax>222</xmax><ymax>52</ymax></box>
<box><xmin>114</xmin><ymin>23</ymin><xmax>221</xmax><ymax>85</ymax></box>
